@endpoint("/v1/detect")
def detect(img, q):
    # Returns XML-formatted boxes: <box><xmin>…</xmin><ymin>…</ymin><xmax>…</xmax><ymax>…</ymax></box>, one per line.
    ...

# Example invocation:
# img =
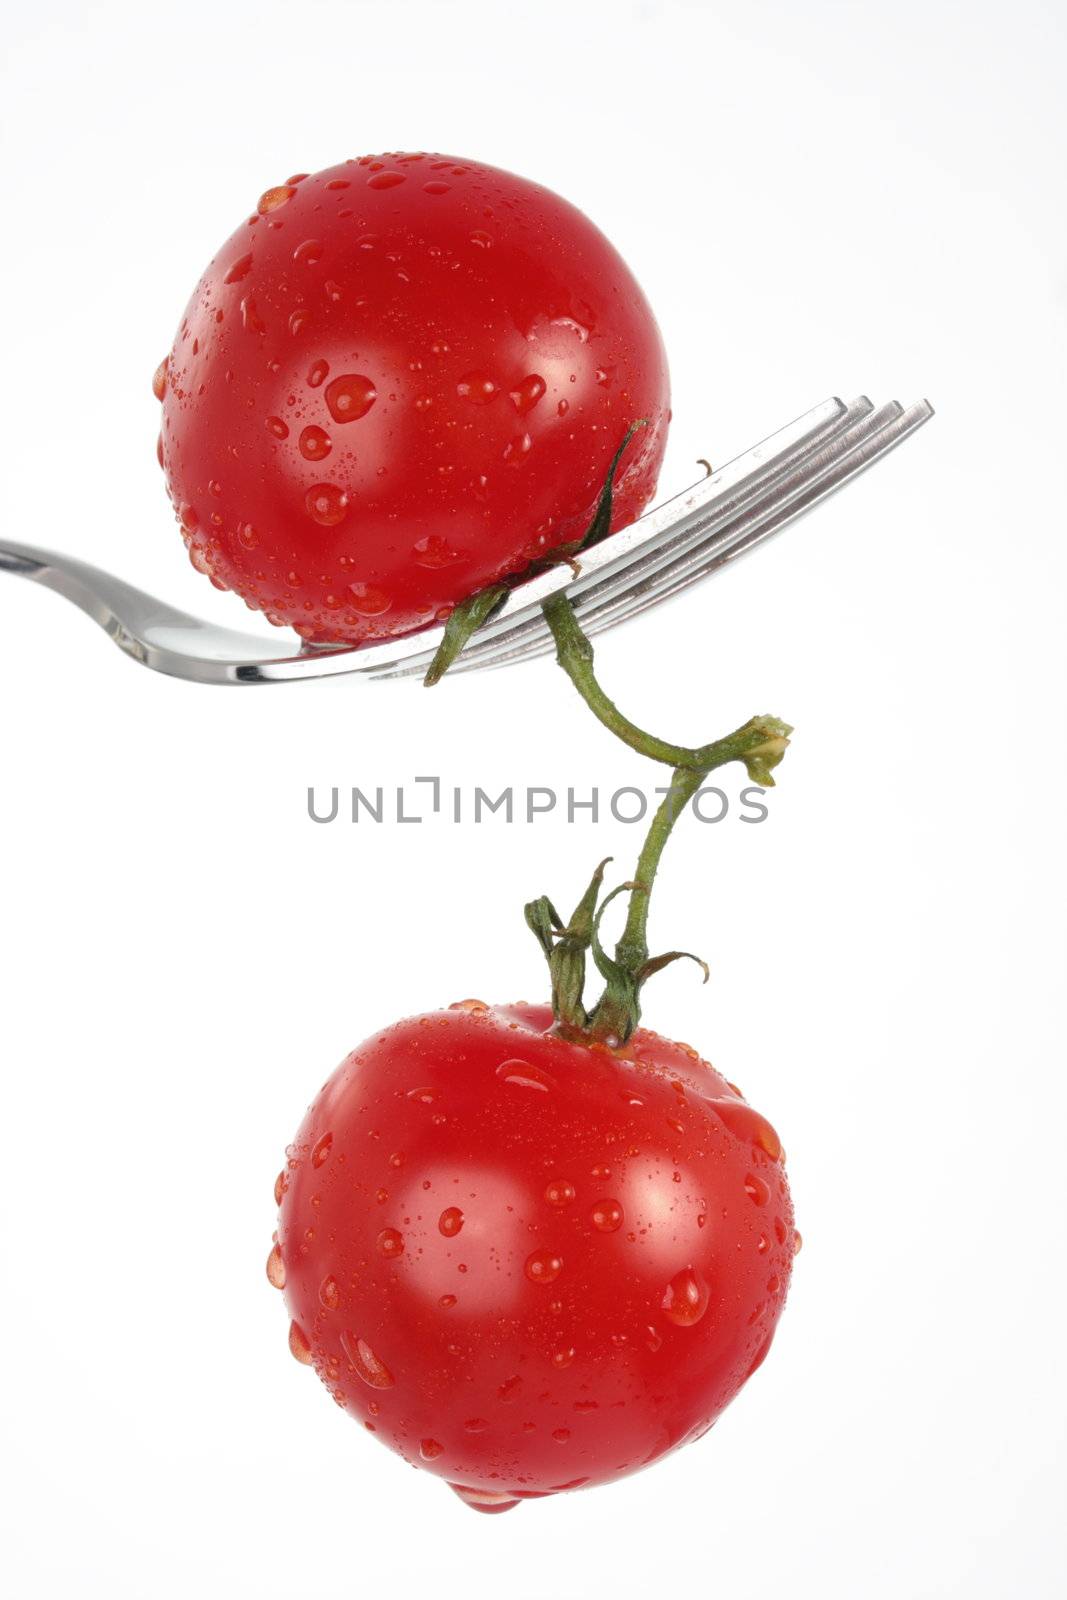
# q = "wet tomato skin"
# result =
<box><xmin>159</xmin><ymin>154</ymin><xmax>670</xmax><ymax>645</ymax></box>
<box><xmin>273</xmin><ymin>1002</ymin><xmax>795</xmax><ymax>1506</ymax></box>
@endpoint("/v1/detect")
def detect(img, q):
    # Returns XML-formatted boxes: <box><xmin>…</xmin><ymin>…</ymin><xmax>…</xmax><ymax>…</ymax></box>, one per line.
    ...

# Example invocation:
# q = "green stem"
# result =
<box><xmin>543</xmin><ymin>594</ymin><xmax>697</xmax><ymax>766</ymax></box>
<box><xmin>543</xmin><ymin>594</ymin><xmax>785</xmax><ymax>776</ymax></box>
<box><xmin>612</xmin><ymin>766</ymin><xmax>703</xmax><ymax>969</ymax></box>
<box><xmin>541</xmin><ymin>594</ymin><xmax>792</xmax><ymax>1045</ymax></box>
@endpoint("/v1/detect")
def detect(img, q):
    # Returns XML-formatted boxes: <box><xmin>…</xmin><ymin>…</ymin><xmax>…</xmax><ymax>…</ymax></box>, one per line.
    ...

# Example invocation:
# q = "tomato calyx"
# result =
<box><xmin>423</xmin><ymin>421</ymin><xmax>647</xmax><ymax>687</ymax></box>
<box><xmin>527</xmin><ymin>856</ymin><xmax>710</xmax><ymax>1046</ymax></box>
<box><xmin>524</xmin><ymin>857</ymin><xmax>610</xmax><ymax>1038</ymax></box>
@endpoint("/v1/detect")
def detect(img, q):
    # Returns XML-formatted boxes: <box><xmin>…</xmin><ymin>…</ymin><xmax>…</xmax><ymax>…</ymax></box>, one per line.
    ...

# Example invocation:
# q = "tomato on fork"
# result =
<box><xmin>156</xmin><ymin>154</ymin><xmax>669</xmax><ymax>644</ymax></box>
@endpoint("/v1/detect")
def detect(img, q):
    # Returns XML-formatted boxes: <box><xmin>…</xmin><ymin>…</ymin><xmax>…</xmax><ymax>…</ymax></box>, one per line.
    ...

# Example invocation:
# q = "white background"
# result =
<box><xmin>2</xmin><ymin>2</ymin><xmax>1065</xmax><ymax>1595</ymax></box>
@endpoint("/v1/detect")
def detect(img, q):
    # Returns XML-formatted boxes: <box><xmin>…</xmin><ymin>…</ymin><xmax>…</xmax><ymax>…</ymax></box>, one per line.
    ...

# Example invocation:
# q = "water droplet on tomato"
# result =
<box><xmin>545</xmin><ymin>1180</ymin><xmax>575</xmax><ymax>1207</ymax></box>
<box><xmin>258</xmin><ymin>185</ymin><xmax>296</xmax><ymax>214</ymax></box>
<box><xmin>550</xmin><ymin>315</ymin><xmax>590</xmax><ymax>343</ymax></box>
<box><xmin>774</xmin><ymin>1217</ymin><xmax>788</xmax><ymax>1245</ymax></box>
<box><xmin>325</xmin><ymin>373</ymin><xmax>377</xmax><ymax>423</ymax></box>
<box><xmin>662</xmin><ymin>1266</ymin><xmax>709</xmax><ymax>1327</ymax></box>
<box><xmin>552</xmin><ymin>1427</ymin><xmax>571</xmax><ymax>1443</ymax></box>
<box><xmin>497</xmin><ymin>1375</ymin><xmax>522</xmax><ymax>1401</ymax></box>
<box><xmin>746</xmin><ymin>1331</ymin><xmax>774</xmax><ymax>1379</ymax></box>
<box><xmin>348</xmin><ymin>583</ymin><xmax>390</xmax><ymax>615</ymax></box>
<box><xmin>319</xmin><ymin>1275</ymin><xmax>340</xmax><ymax>1309</ymax></box>
<box><xmin>289</xmin><ymin>308</ymin><xmax>311</xmax><ymax>336</ymax></box>
<box><xmin>423</xmin><ymin>180</ymin><xmax>450</xmax><ymax>195</ymax></box>
<box><xmin>341</xmin><ymin>1332</ymin><xmax>395</xmax><ymax>1388</ymax></box>
<box><xmin>552</xmin><ymin>1346</ymin><xmax>575</xmax><ymax>1368</ymax></box>
<box><xmin>496</xmin><ymin>1058</ymin><xmax>555</xmax><ymax>1092</ymax></box>
<box><xmin>439</xmin><ymin>1207</ymin><xmax>464</xmax><ymax>1237</ymax></box>
<box><xmin>457</xmin><ymin>371</ymin><xmax>498</xmax><ymax>405</ymax></box>
<box><xmin>311</xmin><ymin>1132</ymin><xmax>333</xmax><ymax>1168</ymax></box>
<box><xmin>590</xmin><ymin>1164</ymin><xmax>612</xmax><ymax>1180</ymax></box>
<box><xmin>503</xmin><ymin>432</ymin><xmax>532</xmax><ymax>464</ymax></box>
<box><xmin>439</xmin><ymin>1293</ymin><xmax>457</xmax><ymax>1308</ymax></box>
<box><xmin>152</xmin><ymin>358</ymin><xmax>168</xmax><ymax>401</ymax></box>
<box><xmin>293</xmin><ymin>239</ymin><xmax>324</xmax><ymax>266</ymax></box>
<box><xmin>224</xmin><ymin>252</ymin><xmax>253</xmax><ymax>284</ymax></box>
<box><xmin>306</xmin><ymin>484</ymin><xmax>349</xmax><ymax>526</ymax></box>
<box><xmin>450</xmin><ymin>998</ymin><xmax>488</xmax><ymax>1013</ymax></box>
<box><xmin>237</xmin><ymin>524</ymin><xmax>259</xmax><ymax>551</ymax></box>
<box><xmin>708</xmin><ymin>1098</ymin><xmax>782</xmax><ymax>1160</ymax></box>
<box><xmin>525</xmin><ymin>1249</ymin><xmax>562</xmax><ymax>1286</ymax></box>
<box><xmin>420</xmin><ymin>1438</ymin><xmax>444</xmax><ymax>1460</ymax></box>
<box><xmin>307</xmin><ymin>358</ymin><xmax>329</xmax><ymax>388</ymax></box>
<box><xmin>757</xmin><ymin>1232</ymin><xmax>769</xmax><ymax>1253</ymax></box>
<box><xmin>266</xmin><ymin>415</ymin><xmax>289</xmax><ymax>439</ymax></box>
<box><xmin>367</xmin><ymin>170</ymin><xmax>406</xmax><ymax>190</ymax></box>
<box><xmin>591</xmin><ymin>1199</ymin><xmax>623</xmax><ymax>1233</ymax></box>
<box><xmin>449</xmin><ymin>1483</ymin><xmax>519</xmax><ymax>1515</ymax></box>
<box><xmin>645</xmin><ymin>1325</ymin><xmax>663</xmax><ymax>1352</ymax></box>
<box><xmin>266</xmin><ymin>1243</ymin><xmax>286</xmax><ymax>1288</ymax></box>
<box><xmin>288</xmin><ymin>1321</ymin><xmax>313</xmax><ymax>1363</ymax></box>
<box><xmin>273</xmin><ymin>1170</ymin><xmax>288</xmax><ymax>1205</ymax></box>
<box><xmin>793</xmin><ymin>1229</ymin><xmax>804</xmax><ymax>1255</ymax></box>
<box><xmin>299</xmin><ymin>424</ymin><xmax>331</xmax><ymax>460</ymax></box>
<box><xmin>509</xmin><ymin>374</ymin><xmax>546</xmax><ymax>415</ymax></box>
<box><xmin>412</xmin><ymin>534</ymin><xmax>462</xmax><ymax>567</ymax></box>
<box><xmin>377</xmin><ymin>1227</ymin><xmax>404</xmax><ymax>1258</ymax></box>
<box><xmin>744</xmin><ymin>1173</ymin><xmax>771</xmax><ymax>1207</ymax></box>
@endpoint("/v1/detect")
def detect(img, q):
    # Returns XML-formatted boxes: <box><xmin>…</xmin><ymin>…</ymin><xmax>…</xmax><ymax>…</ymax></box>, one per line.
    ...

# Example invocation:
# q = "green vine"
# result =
<box><xmin>425</xmin><ymin>425</ymin><xmax>792</xmax><ymax>1045</ymax></box>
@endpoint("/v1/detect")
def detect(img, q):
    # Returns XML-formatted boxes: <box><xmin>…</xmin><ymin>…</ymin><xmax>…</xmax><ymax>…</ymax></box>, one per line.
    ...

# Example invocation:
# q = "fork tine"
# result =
<box><xmin>448</xmin><ymin>399</ymin><xmax>878</xmax><ymax>674</ymax></box>
<box><xmin>445</xmin><ymin>401</ymin><xmax>903</xmax><ymax>673</ymax></box>
<box><xmin>452</xmin><ymin>399</ymin><xmax>884</xmax><ymax>673</ymax></box>
<box><xmin>451</xmin><ymin>399</ymin><xmax>933</xmax><ymax>673</ymax></box>
<box><xmin>370</xmin><ymin>396</ymin><xmax>867</xmax><ymax>681</ymax></box>
<box><xmin>578</xmin><ymin>400</ymin><xmax>934</xmax><ymax>643</ymax></box>
<box><xmin>575</xmin><ymin>402</ymin><xmax>905</xmax><ymax>638</ymax></box>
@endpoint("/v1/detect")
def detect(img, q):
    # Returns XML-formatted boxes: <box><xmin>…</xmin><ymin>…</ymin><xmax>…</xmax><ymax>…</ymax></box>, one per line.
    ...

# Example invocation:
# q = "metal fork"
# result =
<box><xmin>0</xmin><ymin>395</ymin><xmax>932</xmax><ymax>685</ymax></box>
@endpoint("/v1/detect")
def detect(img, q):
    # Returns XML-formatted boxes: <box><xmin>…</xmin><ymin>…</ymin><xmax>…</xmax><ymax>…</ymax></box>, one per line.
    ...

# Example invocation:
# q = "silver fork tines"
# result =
<box><xmin>0</xmin><ymin>396</ymin><xmax>932</xmax><ymax>685</ymax></box>
<box><xmin>449</xmin><ymin>398</ymin><xmax>930</xmax><ymax>674</ymax></box>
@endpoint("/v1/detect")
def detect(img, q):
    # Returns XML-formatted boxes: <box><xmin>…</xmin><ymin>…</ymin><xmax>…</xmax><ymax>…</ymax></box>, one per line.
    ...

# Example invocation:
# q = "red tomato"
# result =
<box><xmin>157</xmin><ymin>154</ymin><xmax>670</xmax><ymax>644</ymax></box>
<box><xmin>269</xmin><ymin>1001</ymin><xmax>796</xmax><ymax>1511</ymax></box>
